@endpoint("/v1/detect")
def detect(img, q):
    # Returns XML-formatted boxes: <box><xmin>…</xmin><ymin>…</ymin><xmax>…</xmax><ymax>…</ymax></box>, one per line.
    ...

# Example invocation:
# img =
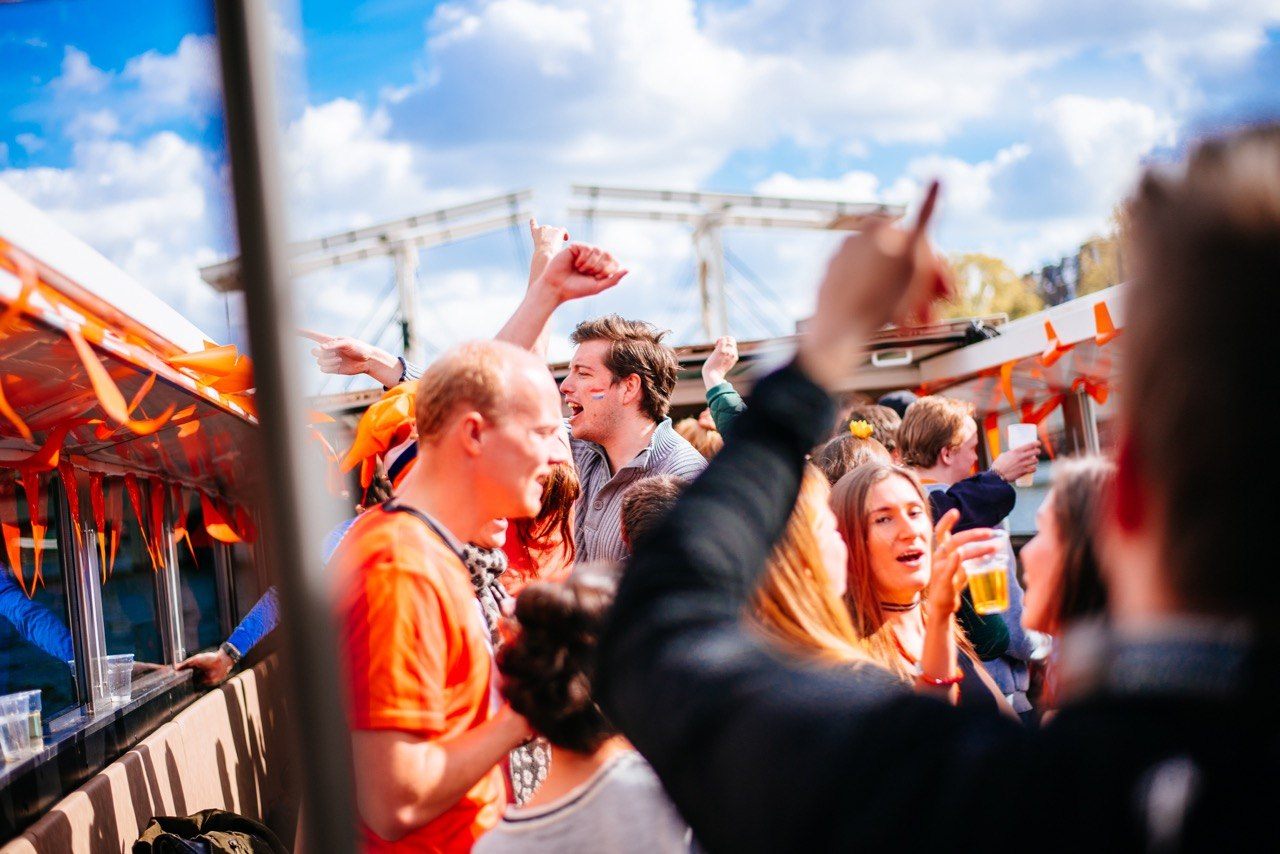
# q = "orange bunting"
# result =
<box><xmin>209</xmin><ymin>357</ymin><xmax>254</xmax><ymax>393</ymax></box>
<box><xmin>20</xmin><ymin>470</ymin><xmax>46</xmax><ymax>590</ymax></box>
<box><xmin>171</xmin><ymin>404</ymin><xmax>197</xmax><ymax>422</ymax></box>
<box><xmin>124</xmin><ymin>473</ymin><xmax>158</xmax><ymax>571</ymax></box>
<box><xmin>233</xmin><ymin>505</ymin><xmax>257</xmax><ymax>544</ymax></box>
<box><xmin>66</xmin><ymin>326</ymin><xmax>177</xmax><ymax>435</ymax></box>
<box><xmin>89</xmin><ymin>471</ymin><xmax>107</xmax><ymax>580</ymax></box>
<box><xmin>106</xmin><ymin>478</ymin><xmax>123</xmax><ymax>578</ymax></box>
<box><xmin>178</xmin><ymin>420</ymin><xmax>201</xmax><ymax>438</ymax></box>
<box><xmin>983</xmin><ymin>412</ymin><xmax>1001</xmax><ymax>458</ymax></box>
<box><xmin>57</xmin><ymin>459</ymin><xmax>84</xmax><ymax>549</ymax></box>
<box><xmin>149</xmin><ymin>479</ymin><xmax>167</xmax><ymax>570</ymax></box>
<box><xmin>0</xmin><ymin>377</ymin><xmax>33</xmax><ymax>442</ymax></box>
<box><xmin>998</xmin><ymin>361</ymin><xmax>1017</xmax><ymax>409</ymax></box>
<box><xmin>168</xmin><ymin>344</ymin><xmax>240</xmax><ymax>376</ymax></box>
<box><xmin>0</xmin><ymin>242</ymin><xmax>39</xmax><ymax>335</ymax></box>
<box><xmin>201</xmin><ymin>493</ymin><xmax>242</xmax><ymax>544</ymax></box>
<box><xmin>126</xmin><ymin>373</ymin><xmax>157</xmax><ymax>416</ymax></box>
<box><xmin>1</xmin><ymin>483</ymin><xmax>26</xmax><ymax>597</ymax></box>
<box><xmin>5</xmin><ymin>420</ymin><xmax>85</xmax><ymax>473</ymax></box>
<box><xmin>1040</xmin><ymin>320</ymin><xmax>1071</xmax><ymax>367</ymax></box>
<box><xmin>1094</xmin><ymin>301</ymin><xmax>1120</xmax><ymax>346</ymax></box>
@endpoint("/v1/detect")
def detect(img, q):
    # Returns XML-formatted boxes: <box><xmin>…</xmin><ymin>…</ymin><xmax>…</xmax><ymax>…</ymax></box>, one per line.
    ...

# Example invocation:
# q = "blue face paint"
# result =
<box><xmin>591</xmin><ymin>393</ymin><xmax>606</xmax><ymax>400</ymax></box>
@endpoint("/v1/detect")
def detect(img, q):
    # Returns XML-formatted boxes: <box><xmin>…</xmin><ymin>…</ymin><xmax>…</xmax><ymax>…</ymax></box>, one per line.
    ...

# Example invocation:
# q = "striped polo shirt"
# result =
<box><xmin>571</xmin><ymin>418</ymin><xmax>707</xmax><ymax>564</ymax></box>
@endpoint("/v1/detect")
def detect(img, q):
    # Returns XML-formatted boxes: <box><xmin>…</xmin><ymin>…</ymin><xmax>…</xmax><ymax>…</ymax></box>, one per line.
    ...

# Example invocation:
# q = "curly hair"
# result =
<box><xmin>496</xmin><ymin>577</ymin><xmax>617</xmax><ymax>754</ymax></box>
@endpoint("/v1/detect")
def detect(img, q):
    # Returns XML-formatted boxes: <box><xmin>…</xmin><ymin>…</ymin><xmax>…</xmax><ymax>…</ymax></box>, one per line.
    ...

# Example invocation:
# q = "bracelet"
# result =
<box><xmin>219</xmin><ymin>642</ymin><xmax>244</xmax><ymax>664</ymax></box>
<box><xmin>913</xmin><ymin>665</ymin><xmax>964</xmax><ymax>687</ymax></box>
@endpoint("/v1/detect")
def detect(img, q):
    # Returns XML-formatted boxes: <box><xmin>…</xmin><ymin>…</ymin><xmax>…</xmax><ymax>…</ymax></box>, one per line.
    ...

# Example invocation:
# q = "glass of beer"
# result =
<box><xmin>964</xmin><ymin>530</ymin><xmax>1011</xmax><ymax>615</ymax></box>
<box><xmin>1007</xmin><ymin>423</ymin><xmax>1039</xmax><ymax>488</ymax></box>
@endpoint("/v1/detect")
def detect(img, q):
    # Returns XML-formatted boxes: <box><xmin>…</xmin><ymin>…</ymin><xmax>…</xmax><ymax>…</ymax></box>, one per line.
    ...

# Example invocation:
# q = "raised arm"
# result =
<box><xmin>495</xmin><ymin>240</ymin><xmax>627</xmax><ymax>359</ymax></box>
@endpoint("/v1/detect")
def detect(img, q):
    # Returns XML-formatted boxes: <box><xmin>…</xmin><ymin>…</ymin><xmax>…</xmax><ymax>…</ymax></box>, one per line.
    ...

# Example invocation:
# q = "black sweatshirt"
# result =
<box><xmin>598</xmin><ymin>360</ymin><xmax>1277</xmax><ymax>852</ymax></box>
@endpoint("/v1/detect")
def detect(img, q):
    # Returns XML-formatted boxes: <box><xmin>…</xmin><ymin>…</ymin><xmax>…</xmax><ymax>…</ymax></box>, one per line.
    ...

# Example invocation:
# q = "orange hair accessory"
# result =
<box><xmin>340</xmin><ymin>383</ymin><xmax>416</xmax><ymax>488</ymax></box>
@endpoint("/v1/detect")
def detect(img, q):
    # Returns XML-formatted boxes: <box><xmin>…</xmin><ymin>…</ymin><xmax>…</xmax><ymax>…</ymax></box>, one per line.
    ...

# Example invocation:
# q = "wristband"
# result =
<box><xmin>220</xmin><ymin>641</ymin><xmax>244</xmax><ymax>665</ymax></box>
<box><xmin>913</xmin><ymin>665</ymin><xmax>964</xmax><ymax>687</ymax></box>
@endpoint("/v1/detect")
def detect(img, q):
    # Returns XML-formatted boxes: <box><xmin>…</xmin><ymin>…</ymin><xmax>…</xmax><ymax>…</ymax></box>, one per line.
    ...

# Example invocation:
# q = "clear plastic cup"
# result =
<box><xmin>964</xmin><ymin>530</ymin><xmax>1011</xmax><ymax>615</ymax></box>
<box><xmin>105</xmin><ymin>654</ymin><xmax>135</xmax><ymax>707</ymax></box>
<box><xmin>0</xmin><ymin>690</ymin><xmax>42</xmax><ymax>761</ymax></box>
<box><xmin>1007</xmin><ymin>423</ymin><xmax>1039</xmax><ymax>487</ymax></box>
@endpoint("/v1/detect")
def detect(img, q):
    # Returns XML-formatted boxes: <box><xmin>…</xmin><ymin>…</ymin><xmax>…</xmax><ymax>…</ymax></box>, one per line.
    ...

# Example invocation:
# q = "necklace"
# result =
<box><xmin>879</xmin><ymin>599</ymin><xmax>920</xmax><ymax>613</ymax></box>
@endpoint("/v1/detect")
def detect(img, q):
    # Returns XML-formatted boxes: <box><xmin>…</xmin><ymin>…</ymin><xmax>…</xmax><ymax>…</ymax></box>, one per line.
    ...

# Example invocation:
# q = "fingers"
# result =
<box><xmin>908</xmin><ymin>180</ymin><xmax>940</xmax><ymax>250</ymax></box>
<box><xmin>298</xmin><ymin>328</ymin><xmax>334</xmax><ymax>344</ymax></box>
<box><xmin>529</xmin><ymin>216</ymin><xmax>538</xmax><ymax>237</ymax></box>
<box><xmin>933</xmin><ymin>508</ymin><xmax>960</xmax><ymax>542</ymax></box>
<box><xmin>955</xmin><ymin>541</ymin><xmax>999</xmax><ymax>563</ymax></box>
<box><xmin>600</xmin><ymin>269</ymin><xmax>628</xmax><ymax>289</ymax></box>
<box><xmin>949</xmin><ymin>527</ymin><xmax>997</xmax><ymax>547</ymax></box>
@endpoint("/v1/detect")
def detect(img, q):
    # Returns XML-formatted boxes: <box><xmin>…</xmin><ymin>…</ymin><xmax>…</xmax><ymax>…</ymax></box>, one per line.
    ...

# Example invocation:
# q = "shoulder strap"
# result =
<box><xmin>381</xmin><ymin>499</ymin><xmax>465</xmax><ymax>563</ymax></box>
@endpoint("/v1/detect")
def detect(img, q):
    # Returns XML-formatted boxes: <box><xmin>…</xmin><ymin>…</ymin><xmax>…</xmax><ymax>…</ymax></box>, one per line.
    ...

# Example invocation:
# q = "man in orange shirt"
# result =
<box><xmin>332</xmin><ymin>335</ymin><xmax>584</xmax><ymax>851</ymax></box>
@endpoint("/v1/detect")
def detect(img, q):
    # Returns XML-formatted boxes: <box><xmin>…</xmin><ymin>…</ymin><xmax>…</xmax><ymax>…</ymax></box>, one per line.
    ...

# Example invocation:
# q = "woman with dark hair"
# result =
<box><xmin>503</xmin><ymin>457</ymin><xmax>580</xmax><ymax>594</ymax></box>
<box><xmin>475</xmin><ymin>575</ymin><xmax>692</xmax><ymax>853</ymax></box>
<box><xmin>1020</xmin><ymin>457</ymin><xmax>1112</xmax><ymax>644</ymax></box>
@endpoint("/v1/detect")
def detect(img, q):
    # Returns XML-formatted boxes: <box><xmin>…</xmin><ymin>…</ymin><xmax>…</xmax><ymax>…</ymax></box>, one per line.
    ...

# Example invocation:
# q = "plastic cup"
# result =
<box><xmin>964</xmin><ymin>530</ymin><xmax>1011</xmax><ymax>615</ymax></box>
<box><xmin>0</xmin><ymin>690</ymin><xmax>42</xmax><ymax>761</ymax></box>
<box><xmin>105</xmin><ymin>654</ymin><xmax>135</xmax><ymax>707</ymax></box>
<box><xmin>1007</xmin><ymin>423</ymin><xmax>1039</xmax><ymax>487</ymax></box>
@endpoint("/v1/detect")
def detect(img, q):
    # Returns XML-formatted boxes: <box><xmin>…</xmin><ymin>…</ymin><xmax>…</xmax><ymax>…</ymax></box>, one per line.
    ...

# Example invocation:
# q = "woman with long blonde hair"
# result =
<box><xmin>750</xmin><ymin>465</ymin><xmax>872</xmax><ymax>666</ymax></box>
<box><xmin>830</xmin><ymin>462</ymin><xmax>1006</xmax><ymax>707</ymax></box>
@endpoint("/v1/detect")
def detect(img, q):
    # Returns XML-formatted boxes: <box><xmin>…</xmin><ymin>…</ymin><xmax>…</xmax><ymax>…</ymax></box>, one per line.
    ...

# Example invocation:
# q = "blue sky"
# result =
<box><xmin>2</xmin><ymin>0</ymin><xmax>1279</xmax><ymax>386</ymax></box>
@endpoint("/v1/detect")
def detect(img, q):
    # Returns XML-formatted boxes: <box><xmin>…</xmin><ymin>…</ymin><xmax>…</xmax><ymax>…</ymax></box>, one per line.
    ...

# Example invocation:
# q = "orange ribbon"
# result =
<box><xmin>67</xmin><ymin>327</ymin><xmax>177</xmax><ymax>435</ymax></box>
<box><xmin>998</xmin><ymin>361</ymin><xmax>1017</xmax><ymax>408</ymax></box>
<box><xmin>1</xmin><ymin>481</ymin><xmax>26</xmax><ymax>597</ymax></box>
<box><xmin>1094</xmin><ymin>301</ymin><xmax>1120</xmax><ymax>347</ymax></box>
<box><xmin>0</xmin><ymin>242</ymin><xmax>38</xmax><ymax>336</ymax></box>
<box><xmin>20</xmin><ymin>469</ymin><xmax>46</xmax><ymax>590</ymax></box>
<box><xmin>89</xmin><ymin>471</ymin><xmax>107</xmax><ymax>581</ymax></box>
<box><xmin>1071</xmin><ymin>376</ymin><xmax>1110</xmax><ymax>405</ymax></box>
<box><xmin>124</xmin><ymin>473</ymin><xmax>159</xmax><ymax>571</ymax></box>
<box><xmin>983</xmin><ymin>411</ymin><xmax>1001</xmax><ymax>458</ymax></box>
<box><xmin>57</xmin><ymin>459</ymin><xmax>84</xmax><ymax>550</ymax></box>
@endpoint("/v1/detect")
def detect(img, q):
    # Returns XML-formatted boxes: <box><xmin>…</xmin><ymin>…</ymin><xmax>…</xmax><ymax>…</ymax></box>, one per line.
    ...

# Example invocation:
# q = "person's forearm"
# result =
<box><xmin>525</xmin><ymin>249</ymin><xmax>558</xmax><ymax>356</ymax></box>
<box><xmin>919</xmin><ymin>614</ymin><xmax>960</xmax><ymax>704</ymax></box>
<box><xmin>356</xmin><ymin>713</ymin><xmax>526</xmax><ymax>840</ymax></box>
<box><xmin>225</xmin><ymin>586</ymin><xmax>279</xmax><ymax>655</ymax></box>
<box><xmin>495</xmin><ymin>278</ymin><xmax>560</xmax><ymax>359</ymax></box>
<box><xmin>362</xmin><ymin>348</ymin><xmax>403</xmax><ymax>387</ymax></box>
<box><xmin>705</xmin><ymin>381</ymin><xmax>746</xmax><ymax>436</ymax></box>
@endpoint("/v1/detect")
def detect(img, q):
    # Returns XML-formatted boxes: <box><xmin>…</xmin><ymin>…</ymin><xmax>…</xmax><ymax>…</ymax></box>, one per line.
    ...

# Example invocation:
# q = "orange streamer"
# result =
<box><xmin>168</xmin><ymin>345</ymin><xmax>239</xmax><ymax>376</ymax></box>
<box><xmin>1</xmin><ymin>484</ymin><xmax>26</xmax><ymax>597</ymax></box>
<box><xmin>983</xmin><ymin>411</ymin><xmax>1001</xmax><ymax>458</ymax></box>
<box><xmin>20</xmin><ymin>470</ymin><xmax>45</xmax><ymax>590</ymax></box>
<box><xmin>124</xmin><ymin>473</ymin><xmax>158</xmax><ymax>570</ymax></box>
<box><xmin>149</xmin><ymin>479</ymin><xmax>167</xmax><ymax>570</ymax></box>
<box><xmin>998</xmin><ymin>361</ymin><xmax>1017</xmax><ymax>409</ymax></box>
<box><xmin>57</xmin><ymin>459</ymin><xmax>84</xmax><ymax>549</ymax></box>
<box><xmin>66</xmin><ymin>326</ymin><xmax>176</xmax><ymax>435</ymax></box>
<box><xmin>0</xmin><ymin>377</ymin><xmax>33</xmax><ymax>442</ymax></box>
<box><xmin>89</xmin><ymin>472</ymin><xmax>107</xmax><ymax>580</ymax></box>
<box><xmin>0</xmin><ymin>242</ymin><xmax>38</xmax><ymax>335</ymax></box>
<box><xmin>106</xmin><ymin>478</ymin><xmax>123</xmax><ymax>578</ymax></box>
<box><xmin>201</xmin><ymin>493</ymin><xmax>242</xmax><ymax>544</ymax></box>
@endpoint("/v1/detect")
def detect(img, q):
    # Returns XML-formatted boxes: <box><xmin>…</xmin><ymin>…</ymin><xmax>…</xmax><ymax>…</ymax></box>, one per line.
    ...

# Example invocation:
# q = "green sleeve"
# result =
<box><xmin>956</xmin><ymin>590</ymin><xmax>1011</xmax><ymax>660</ymax></box>
<box><xmin>705</xmin><ymin>381</ymin><xmax>747</xmax><ymax>436</ymax></box>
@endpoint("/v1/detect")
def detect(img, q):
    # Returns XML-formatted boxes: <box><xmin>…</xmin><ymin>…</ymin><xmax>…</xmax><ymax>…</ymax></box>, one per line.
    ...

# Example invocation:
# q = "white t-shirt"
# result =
<box><xmin>474</xmin><ymin>750</ymin><xmax>693</xmax><ymax>854</ymax></box>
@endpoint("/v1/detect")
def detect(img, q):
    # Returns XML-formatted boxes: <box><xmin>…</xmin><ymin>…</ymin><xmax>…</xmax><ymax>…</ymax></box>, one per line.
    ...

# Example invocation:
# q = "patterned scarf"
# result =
<box><xmin>459</xmin><ymin>543</ymin><xmax>549</xmax><ymax>804</ymax></box>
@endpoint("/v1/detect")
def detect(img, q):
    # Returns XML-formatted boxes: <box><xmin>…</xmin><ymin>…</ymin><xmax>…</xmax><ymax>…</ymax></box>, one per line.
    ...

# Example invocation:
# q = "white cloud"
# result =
<box><xmin>0</xmin><ymin>132</ymin><xmax>234</xmax><ymax>338</ymax></box>
<box><xmin>121</xmin><ymin>34</ymin><xmax>221</xmax><ymax>124</ymax></box>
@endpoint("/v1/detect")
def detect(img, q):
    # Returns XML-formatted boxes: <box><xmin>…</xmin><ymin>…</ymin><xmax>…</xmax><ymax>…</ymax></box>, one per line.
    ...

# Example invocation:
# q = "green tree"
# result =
<box><xmin>941</xmin><ymin>253</ymin><xmax>1044</xmax><ymax>321</ymax></box>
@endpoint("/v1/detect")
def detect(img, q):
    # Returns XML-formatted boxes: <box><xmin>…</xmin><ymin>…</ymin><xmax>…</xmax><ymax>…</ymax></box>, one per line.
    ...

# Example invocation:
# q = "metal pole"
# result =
<box><xmin>396</xmin><ymin>244</ymin><xmax>421</xmax><ymax>365</ymax></box>
<box><xmin>57</xmin><ymin>481</ymin><xmax>110</xmax><ymax>714</ymax></box>
<box><xmin>213</xmin><ymin>3</ymin><xmax>355</xmax><ymax>850</ymax></box>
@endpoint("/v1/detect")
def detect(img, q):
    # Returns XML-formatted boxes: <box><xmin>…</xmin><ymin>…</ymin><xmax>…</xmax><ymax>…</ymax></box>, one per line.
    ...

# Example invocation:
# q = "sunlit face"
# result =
<box><xmin>813</xmin><ymin>502</ymin><xmax>848</xmax><ymax>598</ymax></box>
<box><xmin>942</xmin><ymin>418</ymin><xmax>980</xmax><ymax>482</ymax></box>
<box><xmin>476</xmin><ymin>366</ymin><xmax>571</xmax><ymax>519</ymax></box>
<box><xmin>560</xmin><ymin>339</ymin><xmax>625</xmax><ymax>443</ymax></box>
<box><xmin>863</xmin><ymin>474</ymin><xmax>933</xmax><ymax>604</ymax></box>
<box><xmin>1020</xmin><ymin>489</ymin><xmax>1064</xmax><ymax>634</ymax></box>
<box><xmin>472</xmin><ymin>518</ymin><xmax>509</xmax><ymax>550</ymax></box>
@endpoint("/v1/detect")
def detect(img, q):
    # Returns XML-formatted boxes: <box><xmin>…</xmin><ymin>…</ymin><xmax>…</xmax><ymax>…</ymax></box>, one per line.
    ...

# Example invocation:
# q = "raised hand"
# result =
<box><xmin>538</xmin><ymin>243</ymin><xmax>628</xmax><ymax>304</ymax></box>
<box><xmin>928</xmin><ymin>510</ymin><xmax>998</xmax><ymax>616</ymax></box>
<box><xmin>991</xmin><ymin>440</ymin><xmax>1041</xmax><ymax>483</ymax></box>
<box><xmin>702</xmin><ymin>336</ymin><xmax>739</xmax><ymax>388</ymax></box>
<box><xmin>797</xmin><ymin>181</ymin><xmax>951</xmax><ymax>390</ymax></box>
<box><xmin>299</xmin><ymin>329</ymin><xmax>402</xmax><ymax>386</ymax></box>
<box><xmin>529</xmin><ymin>217</ymin><xmax>570</xmax><ymax>252</ymax></box>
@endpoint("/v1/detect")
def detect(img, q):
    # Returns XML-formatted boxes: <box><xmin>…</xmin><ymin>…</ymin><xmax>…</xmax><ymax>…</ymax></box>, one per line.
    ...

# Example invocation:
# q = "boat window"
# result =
<box><xmin>0</xmin><ymin>474</ymin><xmax>77</xmax><ymax>720</ymax></box>
<box><xmin>100</xmin><ymin>478</ymin><xmax>165</xmax><ymax>668</ymax></box>
<box><xmin>231</xmin><ymin>540</ymin><xmax>265</xmax><ymax>622</ymax></box>
<box><xmin>175</xmin><ymin>489</ymin><xmax>223</xmax><ymax>655</ymax></box>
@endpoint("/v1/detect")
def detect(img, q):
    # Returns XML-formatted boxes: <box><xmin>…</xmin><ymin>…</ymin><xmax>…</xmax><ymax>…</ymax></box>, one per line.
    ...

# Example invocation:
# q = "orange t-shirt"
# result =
<box><xmin>333</xmin><ymin>505</ymin><xmax>505</xmax><ymax>852</ymax></box>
